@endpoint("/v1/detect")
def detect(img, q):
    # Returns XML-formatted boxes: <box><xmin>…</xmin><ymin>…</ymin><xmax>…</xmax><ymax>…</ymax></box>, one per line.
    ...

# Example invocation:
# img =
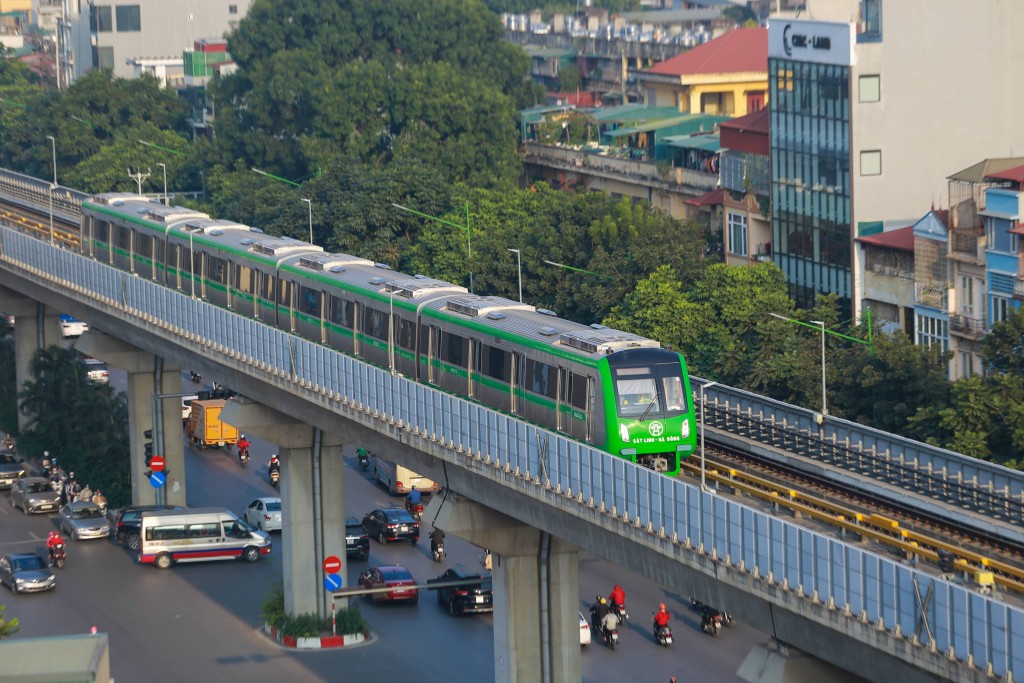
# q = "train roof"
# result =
<box><xmin>83</xmin><ymin>195</ymin><xmax>663</xmax><ymax>360</ymax></box>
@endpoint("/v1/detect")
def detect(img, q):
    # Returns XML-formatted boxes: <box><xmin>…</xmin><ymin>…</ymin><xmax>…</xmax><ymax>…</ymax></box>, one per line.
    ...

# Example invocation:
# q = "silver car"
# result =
<box><xmin>0</xmin><ymin>553</ymin><xmax>56</xmax><ymax>594</ymax></box>
<box><xmin>10</xmin><ymin>477</ymin><xmax>61</xmax><ymax>514</ymax></box>
<box><xmin>58</xmin><ymin>501</ymin><xmax>111</xmax><ymax>540</ymax></box>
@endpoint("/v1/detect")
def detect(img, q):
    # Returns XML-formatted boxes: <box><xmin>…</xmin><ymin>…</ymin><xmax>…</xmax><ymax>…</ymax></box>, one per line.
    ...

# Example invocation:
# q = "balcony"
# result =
<box><xmin>949</xmin><ymin>314</ymin><xmax>986</xmax><ymax>339</ymax></box>
<box><xmin>915</xmin><ymin>282</ymin><xmax>948</xmax><ymax>310</ymax></box>
<box><xmin>948</xmin><ymin>229</ymin><xmax>984</xmax><ymax>263</ymax></box>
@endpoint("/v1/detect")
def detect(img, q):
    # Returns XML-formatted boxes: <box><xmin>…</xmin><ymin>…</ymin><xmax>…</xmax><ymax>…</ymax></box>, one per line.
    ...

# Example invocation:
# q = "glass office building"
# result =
<box><xmin>768</xmin><ymin>20</ymin><xmax>855</xmax><ymax>312</ymax></box>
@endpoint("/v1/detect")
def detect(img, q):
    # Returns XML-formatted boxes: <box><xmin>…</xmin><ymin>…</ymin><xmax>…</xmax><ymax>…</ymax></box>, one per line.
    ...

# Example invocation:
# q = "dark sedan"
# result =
<box><xmin>361</xmin><ymin>508</ymin><xmax>419</xmax><ymax>545</ymax></box>
<box><xmin>429</xmin><ymin>567</ymin><xmax>493</xmax><ymax>616</ymax></box>
<box><xmin>358</xmin><ymin>565</ymin><xmax>418</xmax><ymax>605</ymax></box>
<box><xmin>0</xmin><ymin>459</ymin><xmax>25</xmax><ymax>490</ymax></box>
<box><xmin>346</xmin><ymin>517</ymin><xmax>370</xmax><ymax>561</ymax></box>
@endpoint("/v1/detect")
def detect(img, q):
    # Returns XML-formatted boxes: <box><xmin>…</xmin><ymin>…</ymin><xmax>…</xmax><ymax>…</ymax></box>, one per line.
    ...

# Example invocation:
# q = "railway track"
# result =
<box><xmin>689</xmin><ymin>440</ymin><xmax>1024</xmax><ymax>595</ymax></box>
<box><xmin>2</xmin><ymin>191</ymin><xmax>1019</xmax><ymax>598</ymax></box>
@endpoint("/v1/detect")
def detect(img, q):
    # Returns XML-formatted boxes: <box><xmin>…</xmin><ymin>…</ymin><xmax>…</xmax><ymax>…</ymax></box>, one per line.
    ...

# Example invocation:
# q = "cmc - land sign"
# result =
<box><xmin>768</xmin><ymin>19</ymin><xmax>855</xmax><ymax>67</ymax></box>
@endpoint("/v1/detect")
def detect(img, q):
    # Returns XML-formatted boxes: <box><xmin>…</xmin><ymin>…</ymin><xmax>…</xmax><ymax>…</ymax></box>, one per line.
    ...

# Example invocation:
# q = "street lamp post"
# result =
<box><xmin>507</xmin><ymin>248</ymin><xmax>522</xmax><ymax>302</ymax></box>
<box><xmin>810</xmin><ymin>319</ymin><xmax>827</xmax><ymax>416</ymax></box>
<box><xmin>46</xmin><ymin>135</ymin><xmax>56</xmax><ymax>245</ymax></box>
<box><xmin>157</xmin><ymin>162</ymin><xmax>168</xmax><ymax>205</ymax></box>
<box><xmin>392</xmin><ymin>203</ymin><xmax>473</xmax><ymax>293</ymax></box>
<box><xmin>301</xmin><ymin>198</ymin><xmax>313</xmax><ymax>244</ymax></box>
<box><xmin>699</xmin><ymin>381</ymin><xmax>717</xmax><ymax>492</ymax></box>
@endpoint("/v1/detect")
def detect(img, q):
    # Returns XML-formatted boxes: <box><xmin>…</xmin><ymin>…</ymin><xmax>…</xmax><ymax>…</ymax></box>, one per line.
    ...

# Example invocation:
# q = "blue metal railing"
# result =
<box><xmin>0</xmin><ymin>225</ymin><xmax>1020</xmax><ymax>679</ymax></box>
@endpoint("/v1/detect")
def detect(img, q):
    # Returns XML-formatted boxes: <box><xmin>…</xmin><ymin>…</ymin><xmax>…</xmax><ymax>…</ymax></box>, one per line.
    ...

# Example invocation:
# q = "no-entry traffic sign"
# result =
<box><xmin>149</xmin><ymin>455</ymin><xmax>166</xmax><ymax>472</ymax></box>
<box><xmin>323</xmin><ymin>555</ymin><xmax>342</xmax><ymax>574</ymax></box>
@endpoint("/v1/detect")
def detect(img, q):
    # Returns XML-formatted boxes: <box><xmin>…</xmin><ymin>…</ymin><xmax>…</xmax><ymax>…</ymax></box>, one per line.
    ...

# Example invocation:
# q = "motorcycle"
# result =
<box><xmin>189</xmin><ymin>370</ymin><xmax>202</xmax><ymax>383</ymax></box>
<box><xmin>431</xmin><ymin>540</ymin><xmax>446</xmax><ymax>562</ymax></box>
<box><xmin>653</xmin><ymin>620</ymin><xmax>673</xmax><ymax>647</ymax></box>
<box><xmin>602</xmin><ymin>622</ymin><xmax>620</xmax><ymax>650</ymax></box>
<box><xmin>701</xmin><ymin>609</ymin><xmax>725</xmax><ymax>637</ymax></box>
<box><xmin>356</xmin><ymin>448</ymin><xmax>370</xmax><ymax>471</ymax></box>
<box><xmin>269</xmin><ymin>468</ymin><xmax>280</xmax><ymax>488</ymax></box>
<box><xmin>238</xmin><ymin>446</ymin><xmax>250</xmax><ymax>468</ymax></box>
<box><xmin>691</xmin><ymin>598</ymin><xmax>734</xmax><ymax>630</ymax></box>
<box><xmin>610</xmin><ymin>601</ymin><xmax>629</xmax><ymax>624</ymax></box>
<box><xmin>49</xmin><ymin>544</ymin><xmax>66</xmax><ymax>569</ymax></box>
<box><xmin>406</xmin><ymin>500</ymin><xmax>424</xmax><ymax>521</ymax></box>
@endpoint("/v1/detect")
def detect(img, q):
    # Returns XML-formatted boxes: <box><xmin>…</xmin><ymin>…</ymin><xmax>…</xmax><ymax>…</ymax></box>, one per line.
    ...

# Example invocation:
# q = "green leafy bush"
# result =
<box><xmin>261</xmin><ymin>583</ymin><xmax>368</xmax><ymax>636</ymax></box>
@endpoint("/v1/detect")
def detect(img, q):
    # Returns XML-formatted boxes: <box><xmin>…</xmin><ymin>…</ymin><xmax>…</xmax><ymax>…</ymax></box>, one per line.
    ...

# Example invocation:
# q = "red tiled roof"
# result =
<box><xmin>647</xmin><ymin>28</ymin><xmax>768</xmax><ymax>77</ymax></box>
<box><xmin>685</xmin><ymin>188</ymin><xmax>724</xmax><ymax>207</ymax></box>
<box><xmin>855</xmin><ymin>225</ymin><xmax>915</xmax><ymax>252</ymax></box>
<box><xmin>720</xmin><ymin>107</ymin><xmax>769</xmax><ymax>155</ymax></box>
<box><xmin>986</xmin><ymin>164</ymin><xmax>1024</xmax><ymax>184</ymax></box>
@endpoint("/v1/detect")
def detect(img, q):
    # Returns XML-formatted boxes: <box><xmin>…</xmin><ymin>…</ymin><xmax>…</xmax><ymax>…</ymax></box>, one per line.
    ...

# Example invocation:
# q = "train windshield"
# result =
<box><xmin>613</xmin><ymin>364</ymin><xmax>688</xmax><ymax>419</ymax></box>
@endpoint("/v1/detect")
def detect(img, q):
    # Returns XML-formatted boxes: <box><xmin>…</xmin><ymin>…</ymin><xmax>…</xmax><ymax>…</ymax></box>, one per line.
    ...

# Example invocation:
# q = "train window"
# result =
<box><xmin>525</xmin><ymin>359</ymin><xmax>556</xmax><ymax>399</ymax></box>
<box><xmin>364</xmin><ymin>308</ymin><xmax>388</xmax><ymax>341</ymax></box>
<box><xmin>234</xmin><ymin>265</ymin><xmax>254</xmax><ymax>294</ymax></box>
<box><xmin>441</xmin><ymin>332</ymin><xmax>467</xmax><ymax>368</ymax></box>
<box><xmin>298</xmin><ymin>286</ymin><xmax>320</xmax><ymax>316</ymax></box>
<box><xmin>480</xmin><ymin>344</ymin><xmax>510</xmax><ymax>382</ymax></box>
<box><xmin>614</xmin><ymin>367</ymin><xmax>659</xmax><ymax>418</ymax></box>
<box><xmin>658</xmin><ymin>364</ymin><xmax>688</xmax><ymax>414</ymax></box>
<box><xmin>115</xmin><ymin>225</ymin><xmax>131</xmax><ymax>251</ymax></box>
<box><xmin>329</xmin><ymin>297</ymin><xmax>353</xmax><ymax>328</ymax></box>
<box><xmin>397</xmin><ymin>317</ymin><xmax>416</xmax><ymax>350</ymax></box>
<box><xmin>260</xmin><ymin>273</ymin><xmax>275</xmax><ymax>300</ymax></box>
<box><xmin>94</xmin><ymin>219</ymin><xmax>109</xmax><ymax>243</ymax></box>
<box><xmin>137</xmin><ymin>233</ymin><xmax>152</xmax><ymax>259</ymax></box>
<box><xmin>277</xmin><ymin>280</ymin><xmax>290</xmax><ymax>306</ymax></box>
<box><xmin>567</xmin><ymin>371</ymin><xmax>588</xmax><ymax>409</ymax></box>
<box><xmin>207</xmin><ymin>256</ymin><xmax>226</xmax><ymax>283</ymax></box>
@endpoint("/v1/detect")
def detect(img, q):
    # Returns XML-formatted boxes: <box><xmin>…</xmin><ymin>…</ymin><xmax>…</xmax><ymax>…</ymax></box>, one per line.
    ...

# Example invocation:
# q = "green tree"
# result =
<box><xmin>0</xmin><ymin>604</ymin><xmax>20</xmax><ymax>640</ymax></box>
<box><xmin>558</xmin><ymin>63</ymin><xmax>581</xmax><ymax>93</ymax></box>
<box><xmin>982</xmin><ymin>306</ymin><xmax>1024</xmax><ymax>374</ymax></box>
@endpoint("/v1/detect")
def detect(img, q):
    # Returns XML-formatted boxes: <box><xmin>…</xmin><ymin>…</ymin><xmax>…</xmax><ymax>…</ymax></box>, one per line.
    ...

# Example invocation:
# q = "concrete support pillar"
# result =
<box><xmin>78</xmin><ymin>333</ymin><xmax>184</xmax><ymax>507</ymax></box>
<box><xmin>0</xmin><ymin>287</ymin><xmax>63</xmax><ymax>433</ymax></box>
<box><xmin>739</xmin><ymin>640</ymin><xmax>870</xmax><ymax>683</ymax></box>
<box><xmin>428</xmin><ymin>494</ymin><xmax>581</xmax><ymax>683</ymax></box>
<box><xmin>220</xmin><ymin>399</ymin><xmax>345</xmax><ymax>619</ymax></box>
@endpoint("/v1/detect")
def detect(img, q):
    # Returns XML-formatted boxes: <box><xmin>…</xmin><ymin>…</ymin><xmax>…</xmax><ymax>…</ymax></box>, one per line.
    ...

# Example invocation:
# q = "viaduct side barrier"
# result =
<box><xmin>0</xmin><ymin>164</ymin><xmax>1019</xmax><ymax>523</ymax></box>
<box><xmin>0</xmin><ymin>224</ymin><xmax>1019</xmax><ymax>683</ymax></box>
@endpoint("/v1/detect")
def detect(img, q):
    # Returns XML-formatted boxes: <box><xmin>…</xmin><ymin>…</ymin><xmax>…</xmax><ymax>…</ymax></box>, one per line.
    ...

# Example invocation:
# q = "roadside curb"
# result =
<box><xmin>262</xmin><ymin>624</ymin><xmax>373</xmax><ymax>650</ymax></box>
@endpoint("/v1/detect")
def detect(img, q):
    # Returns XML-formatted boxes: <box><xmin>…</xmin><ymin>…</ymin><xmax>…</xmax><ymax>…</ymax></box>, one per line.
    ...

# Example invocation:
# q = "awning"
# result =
<box><xmin>664</xmin><ymin>134</ymin><xmax>721</xmax><ymax>152</ymax></box>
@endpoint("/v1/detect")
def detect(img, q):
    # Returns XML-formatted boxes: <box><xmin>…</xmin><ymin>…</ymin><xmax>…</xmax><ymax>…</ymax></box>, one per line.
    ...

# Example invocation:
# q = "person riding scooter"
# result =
<box><xmin>46</xmin><ymin>530</ymin><xmax>66</xmax><ymax>567</ymax></box>
<box><xmin>405</xmin><ymin>486</ymin><xmax>423</xmax><ymax>517</ymax></box>
<box><xmin>429</xmin><ymin>527</ymin><xmax>446</xmax><ymax>561</ymax></box>
<box><xmin>237</xmin><ymin>434</ymin><xmax>251</xmax><ymax>465</ymax></box>
<box><xmin>268</xmin><ymin>454</ymin><xmax>281</xmax><ymax>487</ymax></box>
<box><xmin>653</xmin><ymin>603</ymin><xmax>672</xmax><ymax>643</ymax></box>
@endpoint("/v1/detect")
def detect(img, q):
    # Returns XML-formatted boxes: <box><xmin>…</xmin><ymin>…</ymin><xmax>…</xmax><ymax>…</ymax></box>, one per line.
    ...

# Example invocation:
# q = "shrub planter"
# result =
<box><xmin>264</xmin><ymin>623</ymin><xmax>367</xmax><ymax>650</ymax></box>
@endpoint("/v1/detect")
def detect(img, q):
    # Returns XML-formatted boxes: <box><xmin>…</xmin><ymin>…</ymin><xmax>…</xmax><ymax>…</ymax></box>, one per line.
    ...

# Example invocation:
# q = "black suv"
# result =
<box><xmin>114</xmin><ymin>505</ymin><xmax>184</xmax><ymax>550</ymax></box>
<box><xmin>345</xmin><ymin>517</ymin><xmax>370</xmax><ymax>561</ymax></box>
<box><xmin>429</xmin><ymin>567</ymin><xmax>493</xmax><ymax>616</ymax></box>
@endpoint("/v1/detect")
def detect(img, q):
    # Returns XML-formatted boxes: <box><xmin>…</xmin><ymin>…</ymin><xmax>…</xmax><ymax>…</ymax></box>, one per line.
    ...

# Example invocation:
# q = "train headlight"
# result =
<box><xmin>619</xmin><ymin>424</ymin><xmax>630</xmax><ymax>443</ymax></box>
<box><xmin>680</xmin><ymin>420</ymin><xmax>690</xmax><ymax>439</ymax></box>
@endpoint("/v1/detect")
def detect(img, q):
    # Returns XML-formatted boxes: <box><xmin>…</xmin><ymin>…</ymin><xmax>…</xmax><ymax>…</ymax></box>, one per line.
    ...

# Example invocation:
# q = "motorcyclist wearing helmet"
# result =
<box><xmin>268</xmin><ymin>453</ymin><xmax>281</xmax><ymax>474</ymax></box>
<box><xmin>609</xmin><ymin>584</ymin><xmax>626</xmax><ymax>612</ymax></box>
<box><xmin>429</xmin><ymin>526</ymin><xmax>445</xmax><ymax>554</ymax></box>
<box><xmin>590</xmin><ymin>595</ymin><xmax>610</xmax><ymax>633</ymax></box>
<box><xmin>237</xmin><ymin>434</ymin><xmax>251</xmax><ymax>457</ymax></box>
<box><xmin>654</xmin><ymin>603</ymin><xmax>671</xmax><ymax>630</ymax></box>
<box><xmin>47</xmin><ymin>530</ymin><xmax>65</xmax><ymax>564</ymax></box>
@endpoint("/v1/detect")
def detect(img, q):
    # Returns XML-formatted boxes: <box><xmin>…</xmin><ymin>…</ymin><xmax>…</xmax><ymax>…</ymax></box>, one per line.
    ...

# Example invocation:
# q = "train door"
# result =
<box><xmin>426</xmin><ymin>325</ymin><xmax>440</xmax><ymax>384</ymax></box>
<box><xmin>172</xmin><ymin>244</ymin><xmax>183</xmax><ymax>291</ymax></box>
<box><xmin>510</xmin><ymin>352</ymin><xmax>522</xmax><ymax>416</ymax></box>
<box><xmin>556</xmin><ymin>367</ymin><xmax>567</xmax><ymax>433</ymax></box>
<box><xmin>468</xmin><ymin>339</ymin><xmax>481</xmax><ymax>399</ymax></box>
<box><xmin>352</xmin><ymin>302</ymin><xmax>361</xmax><ymax>356</ymax></box>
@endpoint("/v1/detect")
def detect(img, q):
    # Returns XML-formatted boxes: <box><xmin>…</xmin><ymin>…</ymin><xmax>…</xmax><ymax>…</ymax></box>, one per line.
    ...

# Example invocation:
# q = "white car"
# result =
<box><xmin>244</xmin><ymin>497</ymin><xmax>282</xmax><ymax>532</ymax></box>
<box><xmin>579</xmin><ymin>611</ymin><xmax>591</xmax><ymax>646</ymax></box>
<box><xmin>59</xmin><ymin>314</ymin><xmax>88</xmax><ymax>338</ymax></box>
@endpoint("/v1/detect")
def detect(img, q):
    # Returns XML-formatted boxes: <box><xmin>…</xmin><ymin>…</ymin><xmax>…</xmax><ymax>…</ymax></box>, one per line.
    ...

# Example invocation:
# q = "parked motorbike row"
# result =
<box><xmin>691</xmin><ymin>598</ymin><xmax>735</xmax><ymax>637</ymax></box>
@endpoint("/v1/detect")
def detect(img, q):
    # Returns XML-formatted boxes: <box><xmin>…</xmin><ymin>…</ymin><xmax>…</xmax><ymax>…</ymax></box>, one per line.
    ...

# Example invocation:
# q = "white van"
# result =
<box><xmin>371</xmin><ymin>456</ymin><xmax>439</xmax><ymax>495</ymax></box>
<box><xmin>139</xmin><ymin>507</ymin><xmax>271</xmax><ymax>569</ymax></box>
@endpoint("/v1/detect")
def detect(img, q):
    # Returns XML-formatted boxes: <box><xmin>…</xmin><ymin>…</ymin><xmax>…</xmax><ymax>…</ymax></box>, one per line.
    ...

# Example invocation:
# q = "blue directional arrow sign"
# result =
<box><xmin>324</xmin><ymin>573</ymin><xmax>343</xmax><ymax>592</ymax></box>
<box><xmin>149</xmin><ymin>471</ymin><xmax>166</xmax><ymax>488</ymax></box>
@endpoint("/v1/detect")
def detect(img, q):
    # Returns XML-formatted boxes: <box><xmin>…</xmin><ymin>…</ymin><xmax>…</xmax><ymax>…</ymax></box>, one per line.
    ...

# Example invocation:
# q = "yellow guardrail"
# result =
<box><xmin>681</xmin><ymin>459</ymin><xmax>1024</xmax><ymax>594</ymax></box>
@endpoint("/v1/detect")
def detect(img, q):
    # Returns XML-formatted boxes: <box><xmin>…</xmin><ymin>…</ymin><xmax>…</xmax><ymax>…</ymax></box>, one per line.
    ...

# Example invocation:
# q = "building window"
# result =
<box><xmin>860</xmin><ymin>150</ymin><xmax>882</xmax><ymax>176</ymax></box>
<box><xmin>960</xmin><ymin>351</ymin><xmax>974</xmax><ymax>378</ymax></box>
<box><xmin>727</xmin><ymin>212</ymin><xmax>748</xmax><ymax>257</ymax></box>
<box><xmin>115</xmin><ymin>5</ymin><xmax>141</xmax><ymax>31</ymax></box>
<box><xmin>990</xmin><ymin>295</ymin><xmax>1011</xmax><ymax>325</ymax></box>
<box><xmin>960</xmin><ymin>276</ymin><xmax>975</xmax><ymax>317</ymax></box>
<box><xmin>91</xmin><ymin>5</ymin><xmax>113</xmax><ymax>32</ymax></box>
<box><xmin>860</xmin><ymin>0</ymin><xmax>882</xmax><ymax>40</ymax></box>
<box><xmin>915</xmin><ymin>314</ymin><xmax>948</xmax><ymax>352</ymax></box>
<box><xmin>859</xmin><ymin>75</ymin><xmax>880</xmax><ymax>103</ymax></box>
<box><xmin>229</xmin><ymin>4</ymin><xmax>238</xmax><ymax>13</ymax></box>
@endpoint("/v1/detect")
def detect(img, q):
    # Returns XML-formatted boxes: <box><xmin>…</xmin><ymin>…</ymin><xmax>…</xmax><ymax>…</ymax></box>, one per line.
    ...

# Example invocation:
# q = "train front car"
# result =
<box><xmin>599</xmin><ymin>348</ymin><xmax>696</xmax><ymax>475</ymax></box>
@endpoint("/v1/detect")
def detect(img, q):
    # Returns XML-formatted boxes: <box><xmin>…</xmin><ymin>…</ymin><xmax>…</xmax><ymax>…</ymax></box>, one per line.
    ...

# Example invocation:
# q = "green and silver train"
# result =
<box><xmin>80</xmin><ymin>194</ymin><xmax>697</xmax><ymax>475</ymax></box>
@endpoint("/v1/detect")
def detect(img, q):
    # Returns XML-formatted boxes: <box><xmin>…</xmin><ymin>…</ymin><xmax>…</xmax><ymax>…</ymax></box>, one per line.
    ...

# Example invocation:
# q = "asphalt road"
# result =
<box><xmin>0</xmin><ymin>372</ymin><xmax>767</xmax><ymax>682</ymax></box>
